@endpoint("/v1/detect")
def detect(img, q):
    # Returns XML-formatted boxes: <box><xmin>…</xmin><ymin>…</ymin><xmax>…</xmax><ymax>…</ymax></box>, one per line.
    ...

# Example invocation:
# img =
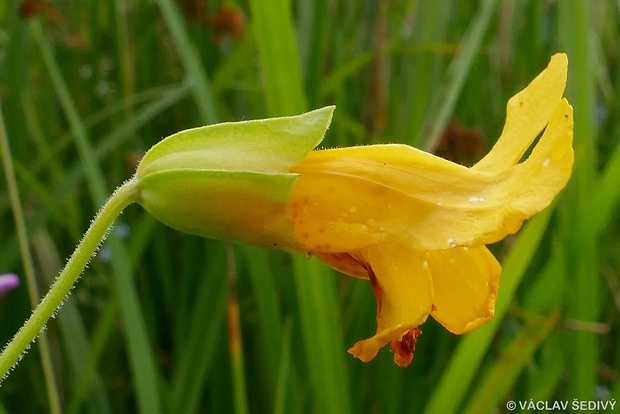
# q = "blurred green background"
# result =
<box><xmin>0</xmin><ymin>1</ymin><xmax>619</xmax><ymax>413</ymax></box>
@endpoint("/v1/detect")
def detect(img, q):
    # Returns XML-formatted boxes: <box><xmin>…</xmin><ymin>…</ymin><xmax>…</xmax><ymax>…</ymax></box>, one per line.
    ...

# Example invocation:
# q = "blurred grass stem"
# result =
<box><xmin>0</xmin><ymin>105</ymin><xmax>61</xmax><ymax>413</ymax></box>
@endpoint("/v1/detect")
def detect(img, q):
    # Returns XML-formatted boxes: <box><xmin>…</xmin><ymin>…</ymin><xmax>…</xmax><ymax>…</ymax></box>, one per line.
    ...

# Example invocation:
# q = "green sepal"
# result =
<box><xmin>138</xmin><ymin>170</ymin><xmax>306</xmax><ymax>254</ymax></box>
<box><xmin>136</xmin><ymin>106</ymin><xmax>335</xmax><ymax>178</ymax></box>
<box><xmin>134</xmin><ymin>106</ymin><xmax>335</xmax><ymax>254</ymax></box>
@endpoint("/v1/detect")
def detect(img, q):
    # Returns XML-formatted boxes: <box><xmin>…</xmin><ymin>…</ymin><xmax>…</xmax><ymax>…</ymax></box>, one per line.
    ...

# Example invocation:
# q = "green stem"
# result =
<box><xmin>0</xmin><ymin>179</ymin><xmax>139</xmax><ymax>379</ymax></box>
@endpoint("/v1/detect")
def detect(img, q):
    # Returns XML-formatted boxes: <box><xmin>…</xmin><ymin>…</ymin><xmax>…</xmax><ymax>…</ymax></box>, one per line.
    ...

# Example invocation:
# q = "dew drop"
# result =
<box><xmin>543</xmin><ymin>157</ymin><xmax>550</xmax><ymax>167</ymax></box>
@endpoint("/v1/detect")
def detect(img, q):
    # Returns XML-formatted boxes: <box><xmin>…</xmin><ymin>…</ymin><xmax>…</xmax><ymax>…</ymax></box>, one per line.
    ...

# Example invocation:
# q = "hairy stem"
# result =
<box><xmin>0</xmin><ymin>179</ymin><xmax>140</xmax><ymax>380</ymax></box>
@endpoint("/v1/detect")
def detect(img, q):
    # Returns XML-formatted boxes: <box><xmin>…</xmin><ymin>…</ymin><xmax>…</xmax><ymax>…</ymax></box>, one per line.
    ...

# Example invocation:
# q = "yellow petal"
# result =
<box><xmin>427</xmin><ymin>246</ymin><xmax>500</xmax><ymax>334</ymax></box>
<box><xmin>499</xmin><ymin>98</ymin><xmax>574</xmax><ymax>216</ymax></box>
<box><xmin>347</xmin><ymin>243</ymin><xmax>433</xmax><ymax>365</ymax></box>
<box><xmin>287</xmin><ymin>143</ymin><xmax>468</xmax><ymax>252</ymax></box>
<box><xmin>285</xmin><ymin>170</ymin><xmax>389</xmax><ymax>252</ymax></box>
<box><xmin>288</xmin><ymin>98</ymin><xmax>572</xmax><ymax>251</ymax></box>
<box><xmin>473</xmin><ymin>53</ymin><xmax>568</xmax><ymax>173</ymax></box>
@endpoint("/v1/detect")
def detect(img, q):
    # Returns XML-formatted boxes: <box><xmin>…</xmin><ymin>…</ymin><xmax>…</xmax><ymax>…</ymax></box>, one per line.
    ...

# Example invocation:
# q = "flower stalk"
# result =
<box><xmin>0</xmin><ymin>180</ymin><xmax>139</xmax><ymax>379</ymax></box>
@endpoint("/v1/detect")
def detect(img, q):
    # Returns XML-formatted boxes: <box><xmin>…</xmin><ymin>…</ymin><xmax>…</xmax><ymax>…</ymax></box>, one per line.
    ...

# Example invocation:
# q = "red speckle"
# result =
<box><xmin>391</xmin><ymin>328</ymin><xmax>422</xmax><ymax>367</ymax></box>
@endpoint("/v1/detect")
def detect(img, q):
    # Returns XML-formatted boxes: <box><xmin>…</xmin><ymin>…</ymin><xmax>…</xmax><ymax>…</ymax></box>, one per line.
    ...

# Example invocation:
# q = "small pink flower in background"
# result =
<box><xmin>0</xmin><ymin>274</ymin><xmax>19</xmax><ymax>296</ymax></box>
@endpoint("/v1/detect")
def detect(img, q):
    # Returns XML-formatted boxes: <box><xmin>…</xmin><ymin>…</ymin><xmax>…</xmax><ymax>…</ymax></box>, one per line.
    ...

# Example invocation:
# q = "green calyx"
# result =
<box><xmin>134</xmin><ymin>106</ymin><xmax>335</xmax><ymax>254</ymax></box>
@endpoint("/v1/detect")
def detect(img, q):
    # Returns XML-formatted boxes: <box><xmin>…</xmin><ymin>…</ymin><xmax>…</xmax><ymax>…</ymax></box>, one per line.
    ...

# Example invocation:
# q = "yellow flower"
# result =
<box><xmin>134</xmin><ymin>53</ymin><xmax>572</xmax><ymax>367</ymax></box>
<box><xmin>285</xmin><ymin>53</ymin><xmax>573</xmax><ymax>366</ymax></box>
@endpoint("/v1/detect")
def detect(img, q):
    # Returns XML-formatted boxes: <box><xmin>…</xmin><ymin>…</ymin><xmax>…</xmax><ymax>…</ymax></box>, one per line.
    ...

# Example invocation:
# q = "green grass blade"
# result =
<box><xmin>114</xmin><ymin>0</ymin><xmax>136</xmax><ymax>110</ymax></box>
<box><xmin>521</xmin><ymin>244</ymin><xmax>568</xmax><ymax>403</ymax></box>
<box><xmin>239</xmin><ymin>246</ymin><xmax>307</xmax><ymax>413</ymax></box>
<box><xmin>67</xmin><ymin>299</ymin><xmax>119</xmax><ymax>414</ymax></box>
<box><xmin>155</xmin><ymin>0</ymin><xmax>219</xmax><ymax>123</ymax></box>
<box><xmin>463</xmin><ymin>312</ymin><xmax>559</xmax><ymax>414</ymax></box>
<box><xmin>240</xmin><ymin>248</ymin><xmax>283</xmax><ymax>371</ymax></box>
<box><xmin>423</xmin><ymin>0</ymin><xmax>501</xmax><ymax>151</ymax></box>
<box><xmin>558</xmin><ymin>1</ymin><xmax>600</xmax><ymax>400</ymax></box>
<box><xmin>273</xmin><ymin>317</ymin><xmax>294</xmax><ymax>414</ymax></box>
<box><xmin>292</xmin><ymin>258</ymin><xmax>352</xmax><ymax>414</ymax></box>
<box><xmin>248</xmin><ymin>0</ymin><xmax>307</xmax><ymax>115</ymax></box>
<box><xmin>401</xmin><ymin>1</ymin><xmax>451</xmax><ymax>147</ymax></box>
<box><xmin>590</xmin><ymin>138</ymin><xmax>620</xmax><ymax>233</ymax></box>
<box><xmin>170</xmin><ymin>245</ymin><xmax>228</xmax><ymax>414</ymax></box>
<box><xmin>525</xmin><ymin>332</ymin><xmax>566</xmax><ymax>402</ymax></box>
